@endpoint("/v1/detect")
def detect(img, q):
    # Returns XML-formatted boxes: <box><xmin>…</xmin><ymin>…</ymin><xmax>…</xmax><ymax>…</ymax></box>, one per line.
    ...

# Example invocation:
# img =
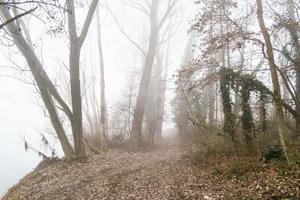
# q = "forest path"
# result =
<box><xmin>3</xmin><ymin>136</ymin><xmax>215</xmax><ymax>200</ymax></box>
<box><xmin>4</xmin><ymin>135</ymin><xmax>299</xmax><ymax>200</ymax></box>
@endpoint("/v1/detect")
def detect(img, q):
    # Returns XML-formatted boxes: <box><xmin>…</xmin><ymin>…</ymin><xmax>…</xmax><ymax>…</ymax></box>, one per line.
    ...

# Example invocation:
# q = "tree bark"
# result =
<box><xmin>207</xmin><ymin>19</ymin><xmax>215</xmax><ymax>125</ymax></box>
<box><xmin>96</xmin><ymin>7</ymin><xmax>108</xmax><ymax>151</ymax></box>
<box><xmin>0</xmin><ymin>6</ymin><xmax>75</xmax><ymax>160</ymax></box>
<box><xmin>130</xmin><ymin>0</ymin><xmax>159</xmax><ymax>150</ymax></box>
<box><xmin>1</xmin><ymin>0</ymin><xmax>99</xmax><ymax>160</ymax></box>
<box><xmin>256</xmin><ymin>0</ymin><xmax>291</xmax><ymax>165</ymax></box>
<box><xmin>155</xmin><ymin>52</ymin><xmax>167</xmax><ymax>140</ymax></box>
<box><xmin>287</xmin><ymin>0</ymin><xmax>300</xmax><ymax>130</ymax></box>
<box><xmin>67</xmin><ymin>0</ymin><xmax>99</xmax><ymax>159</ymax></box>
<box><xmin>67</xmin><ymin>0</ymin><xmax>85</xmax><ymax>159</ymax></box>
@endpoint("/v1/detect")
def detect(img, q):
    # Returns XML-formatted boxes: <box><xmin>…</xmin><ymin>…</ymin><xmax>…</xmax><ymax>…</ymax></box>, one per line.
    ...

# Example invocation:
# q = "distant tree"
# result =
<box><xmin>96</xmin><ymin>5</ymin><xmax>108</xmax><ymax>151</ymax></box>
<box><xmin>172</xmin><ymin>35</ymin><xmax>195</xmax><ymax>136</ymax></box>
<box><xmin>107</xmin><ymin>0</ymin><xmax>179</xmax><ymax>150</ymax></box>
<box><xmin>154</xmin><ymin>48</ymin><xmax>168</xmax><ymax>140</ymax></box>
<box><xmin>129</xmin><ymin>0</ymin><xmax>179</xmax><ymax>150</ymax></box>
<box><xmin>144</xmin><ymin>51</ymin><xmax>163</xmax><ymax>148</ymax></box>
<box><xmin>109</xmin><ymin>73</ymin><xmax>139</xmax><ymax>138</ymax></box>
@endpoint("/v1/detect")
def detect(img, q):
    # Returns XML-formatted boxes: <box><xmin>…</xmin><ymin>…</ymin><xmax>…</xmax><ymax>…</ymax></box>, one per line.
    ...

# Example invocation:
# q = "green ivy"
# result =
<box><xmin>219</xmin><ymin>68</ymin><xmax>270</xmax><ymax>147</ymax></box>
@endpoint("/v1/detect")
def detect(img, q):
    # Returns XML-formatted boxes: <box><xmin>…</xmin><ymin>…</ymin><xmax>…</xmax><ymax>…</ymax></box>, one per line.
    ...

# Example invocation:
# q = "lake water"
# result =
<box><xmin>0</xmin><ymin>78</ymin><xmax>45</xmax><ymax>196</ymax></box>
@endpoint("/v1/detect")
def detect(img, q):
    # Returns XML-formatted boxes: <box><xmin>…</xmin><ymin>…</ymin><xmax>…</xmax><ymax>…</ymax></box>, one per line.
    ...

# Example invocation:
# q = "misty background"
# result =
<box><xmin>0</xmin><ymin>0</ymin><xmax>194</xmax><ymax>195</ymax></box>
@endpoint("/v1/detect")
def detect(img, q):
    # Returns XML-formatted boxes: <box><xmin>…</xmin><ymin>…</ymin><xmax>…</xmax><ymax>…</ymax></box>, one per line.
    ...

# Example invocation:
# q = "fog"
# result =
<box><xmin>1</xmin><ymin>0</ymin><xmax>300</xmax><ymax>199</ymax></box>
<box><xmin>0</xmin><ymin>78</ymin><xmax>43</xmax><ymax>195</ymax></box>
<box><xmin>0</xmin><ymin>0</ymin><xmax>194</xmax><ymax>196</ymax></box>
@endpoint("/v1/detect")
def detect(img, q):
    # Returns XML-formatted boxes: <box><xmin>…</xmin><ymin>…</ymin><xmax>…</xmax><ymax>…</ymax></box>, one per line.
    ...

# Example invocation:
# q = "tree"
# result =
<box><xmin>119</xmin><ymin>0</ymin><xmax>178</xmax><ymax>150</ymax></box>
<box><xmin>256</xmin><ymin>0</ymin><xmax>290</xmax><ymax>165</ymax></box>
<box><xmin>144</xmin><ymin>50</ymin><xmax>165</xmax><ymax>148</ymax></box>
<box><xmin>109</xmin><ymin>73</ymin><xmax>139</xmax><ymax>138</ymax></box>
<box><xmin>0</xmin><ymin>8</ymin><xmax>35</xmax><ymax>29</ymax></box>
<box><xmin>96</xmin><ymin>5</ymin><xmax>108</xmax><ymax>150</ymax></box>
<box><xmin>176</xmin><ymin>0</ymin><xmax>298</xmax><ymax>155</ymax></box>
<box><xmin>0</xmin><ymin>0</ymin><xmax>100</xmax><ymax>160</ymax></box>
<box><xmin>0</xmin><ymin>0</ymin><xmax>60</xmax><ymax>29</ymax></box>
<box><xmin>285</xmin><ymin>0</ymin><xmax>300</xmax><ymax>129</ymax></box>
<box><xmin>154</xmin><ymin>48</ymin><xmax>168</xmax><ymax>140</ymax></box>
<box><xmin>173</xmin><ymin>35</ymin><xmax>195</xmax><ymax>136</ymax></box>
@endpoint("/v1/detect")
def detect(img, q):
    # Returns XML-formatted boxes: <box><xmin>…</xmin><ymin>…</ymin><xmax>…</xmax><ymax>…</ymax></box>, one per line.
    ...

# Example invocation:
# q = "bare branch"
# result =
<box><xmin>120</xmin><ymin>0</ymin><xmax>150</xmax><ymax>16</ymax></box>
<box><xmin>0</xmin><ymin>7</ymin><xmax>36</xmax><ymax>29</ymax></box>
<box><xmin>78</xmin><ymin>0</ymin><xmax>99</xmax><ymax>47</ymax></box>
<box><xmin>105</xmin><ymin>2</ymin><xmax>146</xmax><ymax>56</ymax></box>
<box><xmin>157</xmin><ymin>0</ymin><xmax>177</xmax><ymax>30</ymax></box>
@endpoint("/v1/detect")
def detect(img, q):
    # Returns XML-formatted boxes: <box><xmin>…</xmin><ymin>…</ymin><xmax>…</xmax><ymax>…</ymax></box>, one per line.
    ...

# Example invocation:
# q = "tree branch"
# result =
<box><xmin>78</xmin><ymin>0</ymin><xmax>99</xmax><ymax>47</ymax></box>
<box><xmin>106</xmin><ymin>3</ymin><xmax>146</xmax><ymax>56</ymax></box>
<box><xmin>0</xmin><ymin>7</ymin><xmax>36</xmax><ymax>29</ymax></box>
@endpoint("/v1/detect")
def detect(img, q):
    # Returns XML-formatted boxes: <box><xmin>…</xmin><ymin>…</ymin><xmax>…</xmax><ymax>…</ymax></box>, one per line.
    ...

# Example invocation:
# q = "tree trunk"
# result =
<box><xmin>241</xmin><ymin>84</ymin><xmax>254</xmax><ymax>150</ymax></box>
<box><xmin>1</xmin><ymin>0</ymin><xmax>99</xmax><ymax>160</ymax></box>
<box><xmin>287</xmin><ymin>0</ymin><xmax>300</xmax><ymax>130</ymax></box>
<box><xmin>207</xmin><ymin>19</ymin><xmax>215</xmax><ymax>125</ymax></box>
<box><xmin>67</xmin><ymin>0</ymin><xmax>99</xmax><ymax>159</ymax></box>
<box><xmin>0</xmin><ymin>7</ymin><xmax>75</xmax><ymax>160</ymax></box>
<box><xmin>69</xmin><ymin>46</ymin><xmax>86</xmax><ymax>159</ymax></box>
<box><xmin>96</xmin><ymin>7</ymin><xmax>108</xmax><ymax>151</ymax></box>
<box><xmin>149</xmin><ymin>49</ymin><xmax>168</xmax><ymax>142</ymax></box>
<box><xmin>155</xmin><ymin>54</ymin><xmax>167</xmax><ymax>140</ymax></box>
<box><xmin>130</xmin><ymin>0</ymin><xmax>159</xmax><ymax>150</ymax></box>
<box><xmin>220</xmin><ymin>69</ymin><xmax>235</xmax><ymax>142</ymax></box>
<box><xmin>256</xmin><ymin>0</ymin><xmax>291</xmax><ymax>165</ymax></box>
<box><xmin>67</xmin><ymin>0</ymin><xmax>86</xmax><ymax>159</ymax></box>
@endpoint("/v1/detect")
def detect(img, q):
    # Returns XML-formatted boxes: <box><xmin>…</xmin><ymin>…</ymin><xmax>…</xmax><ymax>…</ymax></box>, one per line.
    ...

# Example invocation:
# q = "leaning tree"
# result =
<box><xmin>0</xmin><ymin>0</ymin><xmax>100</xmax><ymax>161</ymax></box>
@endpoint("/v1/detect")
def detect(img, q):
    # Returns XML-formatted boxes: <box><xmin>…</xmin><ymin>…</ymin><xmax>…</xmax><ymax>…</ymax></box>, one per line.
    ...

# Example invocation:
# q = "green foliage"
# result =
<box><xmin>220</xmin><ymin>68</ymin><xmax>236</xmax><ymax>141</ymax></box>
<box><xmin>262</xmin><ymin>145</ymin><xmax>283</xmax><ymax>162</ymax></box>
<box><xmin>219</xmin><ymin>68</ymin><xmax>274</xmax><ymax>148</ymax></box>
<box><xmin>240</xmin><ymin>75</ymin><xmax>255</xmax><ymax>148</ymax></box>
<box><xmin>259</xmin><ymin>93</ymin><xmax>268</xmax><ymax>131</ymax></box>
<box><xmin>287</xmin><ymin>152</ymin><xmax>300</xmax><ymax>166</ymax></box>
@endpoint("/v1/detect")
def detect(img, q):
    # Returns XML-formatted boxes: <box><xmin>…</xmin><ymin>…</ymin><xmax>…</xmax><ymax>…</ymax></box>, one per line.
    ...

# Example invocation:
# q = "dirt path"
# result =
<box><xmin>3</xmin><ymin>137</ymin><xmax>299</xmax><ymax>200</ymax></box>
<box><xmin>3</xmin><ymin>137</ymin><xmax>208</xmax><ymax>200</ymax></box>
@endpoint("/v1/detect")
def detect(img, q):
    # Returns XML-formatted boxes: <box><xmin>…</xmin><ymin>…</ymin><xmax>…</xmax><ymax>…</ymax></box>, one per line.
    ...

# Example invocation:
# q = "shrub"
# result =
<box><xmin>261</xmin><ymin>145</ymin><xmax>283</xmax><ymax>163</ymax></box>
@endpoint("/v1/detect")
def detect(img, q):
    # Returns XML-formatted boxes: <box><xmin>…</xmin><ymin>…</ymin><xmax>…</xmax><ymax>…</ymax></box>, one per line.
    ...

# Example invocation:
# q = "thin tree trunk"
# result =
<box><xmin>220</xmin><ymin>13</ymin><xmax>226</xmax><ymax>68</ymax></box>
<box><xmin>256</xmin><ymin>0</ymin><xmax>291</xmax><ymax>165</ymax></box>
<box><xmin>208</xmin><ymin>19</ymin><xmax>215</xmax><ymax>125</ymax></box>
<box><xmin>287</xmin><ymin>0</ymin><xmax>300</xmax><ymax>130</ymax></box>
<box><xmin>154</xmin><ymin>51</ymin><xmax>167</xmax><ymax>140</ymax></box>
<box><xmin>96</xmin><ymin>7</ymin><xmax>108</xmax><ymax>151</ymax></box>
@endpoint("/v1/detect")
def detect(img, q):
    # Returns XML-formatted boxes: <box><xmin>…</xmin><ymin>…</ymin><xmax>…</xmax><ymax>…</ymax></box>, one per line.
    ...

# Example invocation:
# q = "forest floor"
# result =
<box><xmin>2</xmin><ymin>136</ymin><xmax>300</xmax><ymax>200</ymax></box>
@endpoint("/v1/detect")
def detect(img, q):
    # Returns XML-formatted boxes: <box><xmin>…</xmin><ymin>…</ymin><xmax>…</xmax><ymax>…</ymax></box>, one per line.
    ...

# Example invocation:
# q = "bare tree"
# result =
<box><xmin>66</xmin><ymin>0</ymin><xmax>100</xmax><ymax>159</ymax></box>
<box><xmin>256</xmin><ymin>0</ymin><xmax>291</xmax><ymax>165</ymax></box>
<box><xmin>0</xmin><ymin>0</ymin><xmax>100</xmax><ymax>160</ymax></box>
<box><xmin>0</xmin><ymin>0</ymin><xmax>62</xmax><ymax>29</ymax></box>
<box><xmin>129</xmin><ymin>0</ymin><xmax>178</xmax><ymax>150</ymax></box>
<box><xmin>109</xmin><ymin>73</ymin><xmax>138</xmax><ymax>138</ymax></box>
<box><xmin>96</xmin><ymin>5</ymin><xmax>108</xmax><ymax>150</ymax></box>
<box><xmin>154</xmin><ymin>50</ymin><xmax>168</xmax><ymax>140</ymax></box>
